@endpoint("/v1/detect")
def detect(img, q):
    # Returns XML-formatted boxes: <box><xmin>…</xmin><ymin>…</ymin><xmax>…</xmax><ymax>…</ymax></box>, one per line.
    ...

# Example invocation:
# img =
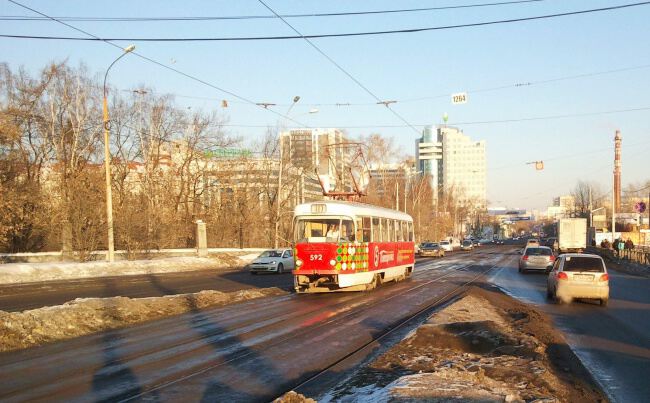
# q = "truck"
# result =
<box><xmin>556</xmin><ymin>218</ymin><xmax>587</xmax><ymax>253</ymax></box>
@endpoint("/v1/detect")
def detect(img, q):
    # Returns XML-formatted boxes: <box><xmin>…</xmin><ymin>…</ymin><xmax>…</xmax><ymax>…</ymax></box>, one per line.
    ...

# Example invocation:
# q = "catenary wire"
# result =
<box><xmin>256</xmin><ymin>0</ymin><xmax>422</xmax><ymax>136</ymax></box>
<box><xmin>5</xmin><ymin>0</ymin><xmax>311</xmax><ymax>129</ymax></box>
<box><xmin>0</xmin><ymin>1</ymin><xmax>546</xmax><ymax>21</ymax></box>
<box><xmin>206</xmin><ymin>106</ymin><xmax>650</xmax><ymax>129</ymax></box>
<box><xmin>123</xmin><ymin>61</ymin><xmax>650</xmax><ymax>107</ymax></box>
<box><xmin>3</xmin><ymin>2</ymin><xmax>649</xmax><ymax>42</ymax></box>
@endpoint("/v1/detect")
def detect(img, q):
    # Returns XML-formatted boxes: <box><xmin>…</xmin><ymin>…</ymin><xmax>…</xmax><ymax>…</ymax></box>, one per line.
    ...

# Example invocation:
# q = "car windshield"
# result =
<box><xmin>463</xmin><ymin>240</ymin><xmax>472</xmax><ymax>245</ymax></box>
<box><xmin>259</xmin><ymin>250</ymin><xmax>283</xmax><ymax>258</ymax></box>
<box><xmin>440</xmin><ymin>241</ymin><xmax>449</xmax><ymax>245</ymax></box>
<box><xmin>422</xmin><ymin>243</ymin><xmax>436</xmax><ymax>248</ymax></box>
<box><xmin>563</xmin><ymin>256</ymin><xmax>605</xmax><ymax>272</ymax></box>
<box><xmin>525</xmin><ymin>248</ymin><xmax>551</xmax><ymax>256</ymax></box>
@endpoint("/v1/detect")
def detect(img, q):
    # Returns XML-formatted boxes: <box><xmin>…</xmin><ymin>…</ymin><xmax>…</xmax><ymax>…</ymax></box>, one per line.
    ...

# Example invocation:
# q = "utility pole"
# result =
<box><xmin>274</xmin><ymin>142</ymin><xmax>283</xmax><ymax>249</ymax></box>
<box><xmin>395</xmin><ymin>182</ymin><xmax>399</xmax><ymax>210</ymax></box>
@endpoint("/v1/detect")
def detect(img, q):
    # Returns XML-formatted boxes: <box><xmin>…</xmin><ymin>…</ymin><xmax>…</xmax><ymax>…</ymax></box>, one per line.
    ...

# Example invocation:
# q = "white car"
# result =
<box><xmin>547</xmin><ymin>253</ymin><xmax>609</xmax><ymax>306</ymax></box>
<box><xmin>439</xmin><ymin>240</ymin><xmax>453</xmax><ymax>252</ymax></box>
<box><xmin>249</xmin><ymin>249</ymin><xmax>294</xmax><ymax>274</ymax></box>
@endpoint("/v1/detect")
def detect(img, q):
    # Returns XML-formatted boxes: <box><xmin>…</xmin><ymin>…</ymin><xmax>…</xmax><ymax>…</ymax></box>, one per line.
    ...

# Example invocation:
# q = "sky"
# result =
<box><xmin>1</xmin><ymin>0</ymin><xmax>649</xmax><ymax>211</ymax></box>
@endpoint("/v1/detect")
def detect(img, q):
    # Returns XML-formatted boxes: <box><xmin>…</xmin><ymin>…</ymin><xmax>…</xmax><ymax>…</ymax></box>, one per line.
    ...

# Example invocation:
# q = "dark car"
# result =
<box><xmin>419</xmin><ymin>242</ymin><xmax>445</xmax><ymax>257</ymax></box>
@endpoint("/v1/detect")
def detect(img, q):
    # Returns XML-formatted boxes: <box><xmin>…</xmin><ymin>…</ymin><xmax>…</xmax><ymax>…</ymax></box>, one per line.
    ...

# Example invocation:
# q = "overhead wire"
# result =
<box><xmin>0</xmin><ymin>1</ymin><xmax>546</xmax><ymax>21</ymax></box>
<box><xmin>5</xmin><ymin>0</ymin><xmax>311</xmax><ymax>129</ymax></box>
<box><xmin>123</xmin><ymin>61</ymin><xmax>650</xmax><ymax>108</ymax></box>
<box><xmin>208</xmin><ymin>105</ymin><xmax>650</xmax><ymax>129</ymax></box>
<box><xmin>515</xmin><ymin>146</ymin><xmax>650</xmax><ymax>201</ymax></box>
<box><xmin>490</xmin><ymin>139</ymin><xmax>650</xmax><ymax>172</ymax></box>
<box><xmin>256</xmin><ymin>0</ymin><xmax>422</xmax><ymax>136</ymax></box>
<box><xmin>3</xmin><ymin>2</ymin><xmax>649</xmax><ymax>42</ymax></box>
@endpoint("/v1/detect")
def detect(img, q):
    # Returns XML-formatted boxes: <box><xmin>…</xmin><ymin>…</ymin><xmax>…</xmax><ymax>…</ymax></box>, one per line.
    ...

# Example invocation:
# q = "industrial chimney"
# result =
<box><xmin>614</xmin><ymin>130</ymin><xmax>622</xmax><ymax>212</ymax></box>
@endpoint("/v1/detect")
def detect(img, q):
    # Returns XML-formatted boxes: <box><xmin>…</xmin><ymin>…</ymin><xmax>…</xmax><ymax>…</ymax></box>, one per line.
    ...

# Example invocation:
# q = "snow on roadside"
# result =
<box><xmin>0</xmin><ymin>254</ymin><xmax>260</xmax><ymax>285</ymax></box>
<box><xmin>0</xmin><ymin>287</ymin><xmax>288</xmax><ymax>352</ymax></box>
<box><xmin>322</xmin><ymin>286</ymin><xmax>607</xmax><ymax>403</ymax></box>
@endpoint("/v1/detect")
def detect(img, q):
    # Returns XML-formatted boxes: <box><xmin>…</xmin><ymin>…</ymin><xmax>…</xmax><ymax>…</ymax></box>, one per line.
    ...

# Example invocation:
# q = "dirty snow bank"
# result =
<box><xmin>323</xmin><ymin>286</ymin><xmax>606</xmax><ymax>403</ymax></box>
<box><xmin>273</xmin><ymin>391</ymin><xmax>316</xmax><ymax>403</ymax></box>
<box><xmin>0</xmin><ymin>253</ymin><xmax>260</xmax><ymax>285</ymax></box>
<box><xmin>0</xmin><ymin>287</ymin><xmax>288</xmax><ymax>352</ymax></box>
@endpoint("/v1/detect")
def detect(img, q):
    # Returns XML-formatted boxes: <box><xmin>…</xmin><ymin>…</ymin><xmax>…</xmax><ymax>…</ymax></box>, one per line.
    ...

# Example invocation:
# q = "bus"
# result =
<box><xmin>293</xmin><ymin>201</ymin><xmax>415</xmax><ymax>293</ymax></box>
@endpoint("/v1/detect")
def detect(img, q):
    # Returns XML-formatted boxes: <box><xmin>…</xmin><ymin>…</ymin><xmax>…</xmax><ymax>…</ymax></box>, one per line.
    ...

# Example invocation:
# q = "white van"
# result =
<box><xmin>439</xmin><ymin>240</ymin><xmax>453</xmax><ymax>252</ymax></box>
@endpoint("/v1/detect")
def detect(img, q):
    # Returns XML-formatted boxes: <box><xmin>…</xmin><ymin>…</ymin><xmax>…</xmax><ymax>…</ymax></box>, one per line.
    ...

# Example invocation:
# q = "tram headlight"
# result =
<box><xmin>296</xmin><ymin>259</ymin><xmax>303</xmax><ymax>267</ymax></box>
<box><xmin>330</xmin><ymin>259</ymin><xmax>336</xmax><ymax>266</ymax></box>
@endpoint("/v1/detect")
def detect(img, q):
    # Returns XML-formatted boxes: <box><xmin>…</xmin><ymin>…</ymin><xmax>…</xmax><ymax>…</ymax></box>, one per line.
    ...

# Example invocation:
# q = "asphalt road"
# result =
<box><xmin>489</xmin><ymin>250</ymin><xmax>650</xmax><ymax>403</ymax></box>
<box><xmin>0</xmin><ymin>257</ymin><xmax>434</xmax><ymax>312</ymax></box>
<box><xmin>0</xmin><ymin>250</ymin><xmax>504</xmax><ymax>402</ymax></box>
<box><xmin>0</xmin><ymin>268</ymin><xmax>293</xmax><ymax>312</ymax></box>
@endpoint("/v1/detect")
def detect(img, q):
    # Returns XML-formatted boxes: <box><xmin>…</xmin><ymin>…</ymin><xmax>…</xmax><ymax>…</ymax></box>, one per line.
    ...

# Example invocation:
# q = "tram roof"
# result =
<box><xmin>294</xmin><ymin>200</ymin><xmax>413</xmax><ymax>221</ymax></box>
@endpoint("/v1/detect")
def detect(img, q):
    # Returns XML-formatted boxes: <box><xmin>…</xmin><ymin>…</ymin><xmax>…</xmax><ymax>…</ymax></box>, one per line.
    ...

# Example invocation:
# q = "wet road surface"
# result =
<box><xmin>0</xmin><ymin>248</ymin><xmax>509</xmax><ymax>402</ymax></box>
<box><xmin>490</xmin><ymin>249</ymin><xmax>650</xmax><ymax>403</ymax></box>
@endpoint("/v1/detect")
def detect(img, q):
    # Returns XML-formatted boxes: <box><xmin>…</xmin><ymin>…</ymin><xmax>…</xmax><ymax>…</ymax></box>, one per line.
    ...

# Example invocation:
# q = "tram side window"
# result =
<box><xmin>396</xmin><ymin>221</ymin><xmax>404</xmax><ymax>241</ymax></box>
<box><xmin>407</xmin><ymin>222</ymin><xmax>414</xmax><ymax>241</ymax></box>
<box><xmin>362</xmin><ymin>217</ymin><xmax>371</xmax><ymax>242</ymax></box>
<box><xmin>381</xmin><ymin>218</ymin><xmax>388</xmax><ymax>242</ymax></box>
<box><xmin>387</xmin><ymin>220</ymin><xmax>394</xmax><ymax>242</ymax></box>
<box><xmin>372</xmin><ymin>217</ymin><xmax>380</xmax><ymax>242</ymax></box>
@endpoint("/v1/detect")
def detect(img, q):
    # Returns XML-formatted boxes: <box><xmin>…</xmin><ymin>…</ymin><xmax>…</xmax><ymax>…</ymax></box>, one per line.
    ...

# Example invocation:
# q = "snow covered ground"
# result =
<box><xmin>0</xmin><ymin>287</ymin><xmax>288</xmax><ymax>352</ymax></box>
<box><xmin>0</xmin><ymin>252</ymin><xmax>264</xmax><ymax>285</ymax></box>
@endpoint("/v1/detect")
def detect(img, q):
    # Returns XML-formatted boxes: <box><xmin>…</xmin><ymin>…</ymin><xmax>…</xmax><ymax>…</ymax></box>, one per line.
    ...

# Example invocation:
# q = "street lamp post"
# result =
<box><xmin>103</xmin><ymin>44</ymin><xmax>135</xmax><ymax>262</ymax></box>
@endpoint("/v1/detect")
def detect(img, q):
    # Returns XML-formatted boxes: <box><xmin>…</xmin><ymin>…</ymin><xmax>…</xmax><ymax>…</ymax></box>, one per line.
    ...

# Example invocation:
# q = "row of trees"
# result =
<box><xmin>1</xmin><ymin>62</ymin><xmax>300</xmax><ymax>256</ymax></box>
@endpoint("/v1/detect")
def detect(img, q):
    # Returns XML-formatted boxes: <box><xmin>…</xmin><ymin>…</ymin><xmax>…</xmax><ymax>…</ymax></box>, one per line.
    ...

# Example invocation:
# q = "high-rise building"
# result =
<box><xmin>416</xmin><ymin>125</ymin><xmax>487</xmax><ymax>207</ymax></box>
<box><xmin>415</xmin><ymin>126</ymin><xmax>443</xmax><ymax>202</ymax></box>
<box><xmin>280</xmin><ymin>128</ymin><xmax>347</xmax><ymax>193</ymax></box>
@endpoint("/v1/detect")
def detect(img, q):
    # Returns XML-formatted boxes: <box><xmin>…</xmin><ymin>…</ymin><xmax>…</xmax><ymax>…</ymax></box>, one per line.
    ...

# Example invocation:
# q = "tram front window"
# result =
<box><xmin>295</xmin><ymin>218</ymin><xmax>354</xmax><ymax>243</ymax></box>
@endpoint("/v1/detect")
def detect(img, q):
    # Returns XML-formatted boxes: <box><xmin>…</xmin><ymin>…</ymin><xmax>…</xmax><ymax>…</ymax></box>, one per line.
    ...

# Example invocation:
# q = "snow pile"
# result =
<box><xmin>0</xmin><ymin>253</ymin><xmax>260</xmax><ymax>285</ymax></box>
<box><xmin>326</xmin><ymin>287</ymin><xmax>606</xmax><ymax>403</ymax></box>
<box><xmin>0</xmin><ymin>287</ymin><xmax>288</xmax><ymax>352</ymax></box>
<box><xmin>273</xmin><ymin>391</ymin><xmax>316</xmax><ymax>403</ymax></box>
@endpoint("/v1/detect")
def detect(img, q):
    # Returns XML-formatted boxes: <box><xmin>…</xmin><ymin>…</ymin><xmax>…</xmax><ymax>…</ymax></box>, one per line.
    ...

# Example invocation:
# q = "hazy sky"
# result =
<box><xmin>2</xmin><ymin>0</ymin><xmax>649</xmax><ymax>210</ymax></box>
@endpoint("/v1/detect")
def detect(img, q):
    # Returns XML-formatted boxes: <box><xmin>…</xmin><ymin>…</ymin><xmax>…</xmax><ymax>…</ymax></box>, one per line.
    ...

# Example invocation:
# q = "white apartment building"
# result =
<box><xmin>416</xmin><ymin>125</ymin><xmax>487</xmax><ymax>207</ymax></box>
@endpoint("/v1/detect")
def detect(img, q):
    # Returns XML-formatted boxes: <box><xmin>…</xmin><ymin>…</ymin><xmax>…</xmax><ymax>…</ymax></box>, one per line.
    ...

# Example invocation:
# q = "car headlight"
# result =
<box><xmin>269</xmin><ymin>261</ymin><xmax>276</xmax><ymax>264</ymax></box>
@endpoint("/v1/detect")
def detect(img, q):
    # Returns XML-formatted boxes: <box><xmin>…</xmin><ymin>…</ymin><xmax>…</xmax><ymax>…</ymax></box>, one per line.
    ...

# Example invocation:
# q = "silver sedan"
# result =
<box><xmin>518</xmin><ymin>246</ymin><xmax>554</xmax><ymax>273</ymax></box>
<box><xmin>249</xmin><ymin>249</ymin><xmax>294</xmax><ymax>274</ymax></box>
<box><xmin>547</xmin><ymin>254</ymin><xmax>610</xmax><ymax>306</ymax></box>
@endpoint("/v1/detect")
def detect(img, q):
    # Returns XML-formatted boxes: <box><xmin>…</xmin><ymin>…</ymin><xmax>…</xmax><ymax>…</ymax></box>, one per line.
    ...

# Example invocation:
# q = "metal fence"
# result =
<box><xmin>588</xmin><ymin>246</ymin><xmax>650</xmax><ymax>267</ymax></box>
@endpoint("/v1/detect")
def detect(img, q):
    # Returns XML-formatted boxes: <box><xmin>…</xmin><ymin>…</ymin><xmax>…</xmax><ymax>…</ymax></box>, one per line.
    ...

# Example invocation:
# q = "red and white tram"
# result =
<box><xmin>293</xmin><ymin>201</ymin><xmax>415</xmax><ymax>293</ymax></box>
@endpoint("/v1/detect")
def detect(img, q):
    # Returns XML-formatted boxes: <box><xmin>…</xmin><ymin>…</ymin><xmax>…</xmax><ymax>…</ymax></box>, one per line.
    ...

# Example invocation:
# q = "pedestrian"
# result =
<box><xmin>617</xmin><ymin>238</ymin><xmax>625</xmax><ymax>258</ymax></box>
<box><xmin>625</xmin><ymin>238</ymin><xmax>634</xmax><ymax>250</ymax></box>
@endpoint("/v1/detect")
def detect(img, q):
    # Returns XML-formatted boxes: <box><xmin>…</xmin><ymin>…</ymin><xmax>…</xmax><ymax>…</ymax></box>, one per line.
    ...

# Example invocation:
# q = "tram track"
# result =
<box><xmin>292</xmin><ymin>253</ymin><xmax>516</xmax><ymax>399</ymax></box>
<box><xmin>120</xmin><ymin>255</ymin><xmax>492</xmax><ymax>401</ymax></box>
<box><xmin>120</xmin><ymin>250</ymin><xmax>512</xmax><ymax>402</ymax></box>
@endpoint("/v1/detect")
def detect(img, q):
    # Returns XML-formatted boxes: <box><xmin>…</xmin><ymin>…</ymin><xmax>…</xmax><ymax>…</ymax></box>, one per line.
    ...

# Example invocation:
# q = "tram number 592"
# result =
<box><xmin>310</xmin><ymin>254</ymin><xmax>323</xmax><ymax>261</ymax></box>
